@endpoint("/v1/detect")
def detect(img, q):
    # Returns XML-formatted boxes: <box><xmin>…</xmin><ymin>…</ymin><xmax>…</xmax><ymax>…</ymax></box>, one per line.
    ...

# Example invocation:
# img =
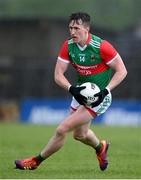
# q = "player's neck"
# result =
<box><xmin>78</xmin><ymin>33</ymin><xmax>89</xmax><ymax>47</ymax></box>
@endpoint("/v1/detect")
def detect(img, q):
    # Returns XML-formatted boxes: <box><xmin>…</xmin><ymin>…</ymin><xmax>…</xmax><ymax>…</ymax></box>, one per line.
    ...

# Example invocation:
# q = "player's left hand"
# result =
<box><xmin>91</xmin><ymin>88</ymin><xmax>109</xmax><ymax>107</ymax></box>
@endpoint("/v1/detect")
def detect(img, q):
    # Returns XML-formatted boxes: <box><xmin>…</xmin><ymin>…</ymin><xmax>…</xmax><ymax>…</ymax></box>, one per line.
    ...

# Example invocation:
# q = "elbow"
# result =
<box><xmin>54</xmin><ymin>72</ymin><xmax>61</xmax><ymax>86</ymax></box>
<box><xmin>120</xmin><ymin>68</ymin><xmax>127</xmax><ymax>82</ymax></box>
<box><xmin>54</xmin><ymin>73</ymin><xmax>58</xmax><ymax>85</ymax></box>
<box><xmin>124</xmin><ymin>68</ymin><xmax>128</xmax><ymax>79</ymax></box>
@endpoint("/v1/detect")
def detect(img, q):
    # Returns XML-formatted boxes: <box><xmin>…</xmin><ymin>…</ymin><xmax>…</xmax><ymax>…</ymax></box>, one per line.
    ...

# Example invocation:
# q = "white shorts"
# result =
<box><xmin>70</xmin><ymin>92</ymin><xmax>112</xmax><ymax>117</ymax></box>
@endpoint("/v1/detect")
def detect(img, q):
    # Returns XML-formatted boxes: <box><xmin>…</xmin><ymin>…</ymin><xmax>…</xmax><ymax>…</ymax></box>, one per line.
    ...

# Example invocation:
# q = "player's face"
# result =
<box><xmin>69</xmin><ymin>19</ymin><xmax>89</xmax><ymax>46</ymax></box>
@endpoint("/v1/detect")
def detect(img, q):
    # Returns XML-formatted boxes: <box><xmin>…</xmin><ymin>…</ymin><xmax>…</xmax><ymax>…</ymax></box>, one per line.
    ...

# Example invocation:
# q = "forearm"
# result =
<box><xmin>54</xmin><ymin>60</ymin><xmax>71</xmax><ymax>91</ymax></box>
<box><xmin>107</xmin><ymin>55</ymin><xmax>127</xmax><ymax>91</ymax></box>
<box><xmin>54</xmin><ymin>73</ymin><xmax>71</xmax><ymax>91</ymax></box>
<box><xmin>107</xmin><ymin>70</ymin><xmax>127</xmax><ymax>91</ymax></box>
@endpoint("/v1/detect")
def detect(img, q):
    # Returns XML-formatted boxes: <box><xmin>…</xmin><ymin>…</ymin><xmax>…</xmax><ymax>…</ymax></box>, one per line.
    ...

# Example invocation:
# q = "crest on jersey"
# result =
<box><xmin>91</xmin><ymin>54</ymin><xmax>95</xmax><ymax>61</ymax></box>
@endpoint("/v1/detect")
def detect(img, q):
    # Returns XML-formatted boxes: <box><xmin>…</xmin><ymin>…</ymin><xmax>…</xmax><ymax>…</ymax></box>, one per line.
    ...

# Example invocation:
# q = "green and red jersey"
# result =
<box><xmin>58</xmin><ymin>33</ymin><xmax>118</xmax><ymax>89</ymax></box>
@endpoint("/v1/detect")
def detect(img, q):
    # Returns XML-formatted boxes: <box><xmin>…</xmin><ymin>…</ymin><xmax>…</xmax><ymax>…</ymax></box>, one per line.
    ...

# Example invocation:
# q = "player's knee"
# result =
<box><xmin>56</xmin><ymin>125</ymin><xmax>68</xmax><ymax>137</ymax></box>
<box><xmin>73</xmin><ymin>133</ymin><xmax>86</xmax><ymax>141</ymax></box>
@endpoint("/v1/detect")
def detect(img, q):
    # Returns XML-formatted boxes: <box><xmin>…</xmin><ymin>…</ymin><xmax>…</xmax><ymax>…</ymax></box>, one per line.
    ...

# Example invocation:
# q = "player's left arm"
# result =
<box><xmin>91</xmin><ymin>41</ymin><xmax>127</xmax><ymax>107</ymax></box>
<box><xmin>107</xmin><ymin>54</ymin><xmax>127</xmax><ymax>91</ymax></box>
<box><xmin>100</xmin><ymin>40</ymin><xmax>127</xmax><ymax>91</ymax></box>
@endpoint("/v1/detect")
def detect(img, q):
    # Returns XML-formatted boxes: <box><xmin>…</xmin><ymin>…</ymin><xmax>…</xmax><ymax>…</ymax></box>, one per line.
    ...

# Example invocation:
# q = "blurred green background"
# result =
<box><xmin>0</xmin><ymin>0</ymin><xmax>141</xmax><ymax>30</ymax></box>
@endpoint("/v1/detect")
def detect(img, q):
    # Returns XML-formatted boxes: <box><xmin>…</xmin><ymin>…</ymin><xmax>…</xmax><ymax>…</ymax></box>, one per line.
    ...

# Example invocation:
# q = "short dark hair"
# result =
<box><xmin>69</xmin><ymin>12</ymin><xmax>91</xmax><ymax>27</ymax></box>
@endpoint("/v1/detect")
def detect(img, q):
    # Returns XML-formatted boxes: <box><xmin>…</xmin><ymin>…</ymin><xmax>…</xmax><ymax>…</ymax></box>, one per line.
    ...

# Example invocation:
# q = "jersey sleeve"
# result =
<box><xmin>58</xmin><ymin>40</ymin><xmax>70</xmax><ymax>63</ymax></box>
<box><xmin>100</xmin><ymin>40</ymin><xmax>118</xmax><ymax>64</ymax></box>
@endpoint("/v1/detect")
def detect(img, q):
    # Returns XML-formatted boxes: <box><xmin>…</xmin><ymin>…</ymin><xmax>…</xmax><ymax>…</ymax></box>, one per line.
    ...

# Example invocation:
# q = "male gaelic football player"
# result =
<box><xmin>15</xmin><ymin>12</ymin><xmax>127</xmax><ymax>171</ymax></box>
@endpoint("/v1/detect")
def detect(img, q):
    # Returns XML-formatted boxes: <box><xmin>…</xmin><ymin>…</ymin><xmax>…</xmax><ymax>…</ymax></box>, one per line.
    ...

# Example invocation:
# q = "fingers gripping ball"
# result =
<box><xmin>80</xmin><ymin>82</ymin><xmax>100</xmax><ymax>106</ymax></box>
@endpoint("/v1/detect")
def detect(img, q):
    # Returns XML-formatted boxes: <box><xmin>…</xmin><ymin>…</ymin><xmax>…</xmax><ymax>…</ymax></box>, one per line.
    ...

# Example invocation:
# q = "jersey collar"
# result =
<box><xmin>76</xmin><ymin>33</ymin><xmax>92</xmax><ymax>51</ymax></box>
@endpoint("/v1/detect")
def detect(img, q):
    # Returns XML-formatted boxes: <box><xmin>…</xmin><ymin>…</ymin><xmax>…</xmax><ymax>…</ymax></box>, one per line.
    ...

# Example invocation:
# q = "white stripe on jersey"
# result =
<box><xmin>90</xmin><ymin>39</ymin><xmax>100</xmax><ymax>46</ymax></box>
<box><xmin>106</xmin><ymin>53</ymin><xmax>119</xmax><ymax>64</ymax></box>
<box><xmin>89</xmin><ymin>42</ymin><xmax>100</xmax><ymax>49</ymax></box>
<box><xmin>89</xmin><ymin>40</ymin><xmax>100</xmax><ymax>49</ymax></box>
<box><xmin>58</xmin><ymin>57</ymin><xmax>70</xmax><ymax>63</ymax></box>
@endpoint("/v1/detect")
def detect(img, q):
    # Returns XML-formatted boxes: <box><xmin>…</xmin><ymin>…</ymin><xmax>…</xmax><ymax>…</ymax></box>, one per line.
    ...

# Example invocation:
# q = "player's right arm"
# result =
<box><xmin>54</xmin><ymin>40</ymin><xmax>71</xmax><ymax>91</ymax></box>
<box><xmin>54</xmin><ymin>40</ymin><xmax>87</xmax><ymax>105</ymax></box>
<box><xmin>55</xmin><ymin>59</ymin><xmax>87</xmax><ymax>105</ymax></box>
<box><xmin>54</xmin><ymin>59</ymin><xmax>71</xmax><ymax>91</ymax></box>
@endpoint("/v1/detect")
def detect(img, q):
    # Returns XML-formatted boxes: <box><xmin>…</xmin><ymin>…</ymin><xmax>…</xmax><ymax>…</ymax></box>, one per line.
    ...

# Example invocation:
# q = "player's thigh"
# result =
<box><xmin>59</xmin><ymin>105</ymin><xmax>93</xmax><ymax>132</ymax></box>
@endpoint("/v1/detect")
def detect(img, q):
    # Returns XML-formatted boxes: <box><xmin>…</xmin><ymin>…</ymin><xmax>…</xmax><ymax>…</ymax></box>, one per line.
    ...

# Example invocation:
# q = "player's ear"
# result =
<box><xmin>85</xmin><ymin>25</ymin><xmax>90</xmax><ymax>32</ymax></box>
<box><xmin>87</xmin><ymin>26</ymin><xmax>90</xmax><ymax>31</ymax></box>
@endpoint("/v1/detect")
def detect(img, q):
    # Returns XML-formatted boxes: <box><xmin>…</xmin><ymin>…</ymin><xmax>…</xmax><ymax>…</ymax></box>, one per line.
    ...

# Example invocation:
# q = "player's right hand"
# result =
<box><xmin>69</xmin><ymin>86</ymin><xmax>87</xmax><ymax>105</ymax></box>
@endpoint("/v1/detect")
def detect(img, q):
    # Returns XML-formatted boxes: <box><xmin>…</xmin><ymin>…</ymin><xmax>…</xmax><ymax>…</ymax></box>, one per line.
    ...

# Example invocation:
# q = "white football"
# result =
<box><xmin>80</xmin><ymin>82</ymin><xmax>100</xmax><ymax>106</ymax></box>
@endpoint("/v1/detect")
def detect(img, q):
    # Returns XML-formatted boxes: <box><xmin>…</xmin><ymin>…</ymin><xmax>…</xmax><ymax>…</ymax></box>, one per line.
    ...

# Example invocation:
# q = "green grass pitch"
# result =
<box><xmin>0</xmin><ymin>123</ymin><xmax>141</xmax><ymax>179</ymax></box>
